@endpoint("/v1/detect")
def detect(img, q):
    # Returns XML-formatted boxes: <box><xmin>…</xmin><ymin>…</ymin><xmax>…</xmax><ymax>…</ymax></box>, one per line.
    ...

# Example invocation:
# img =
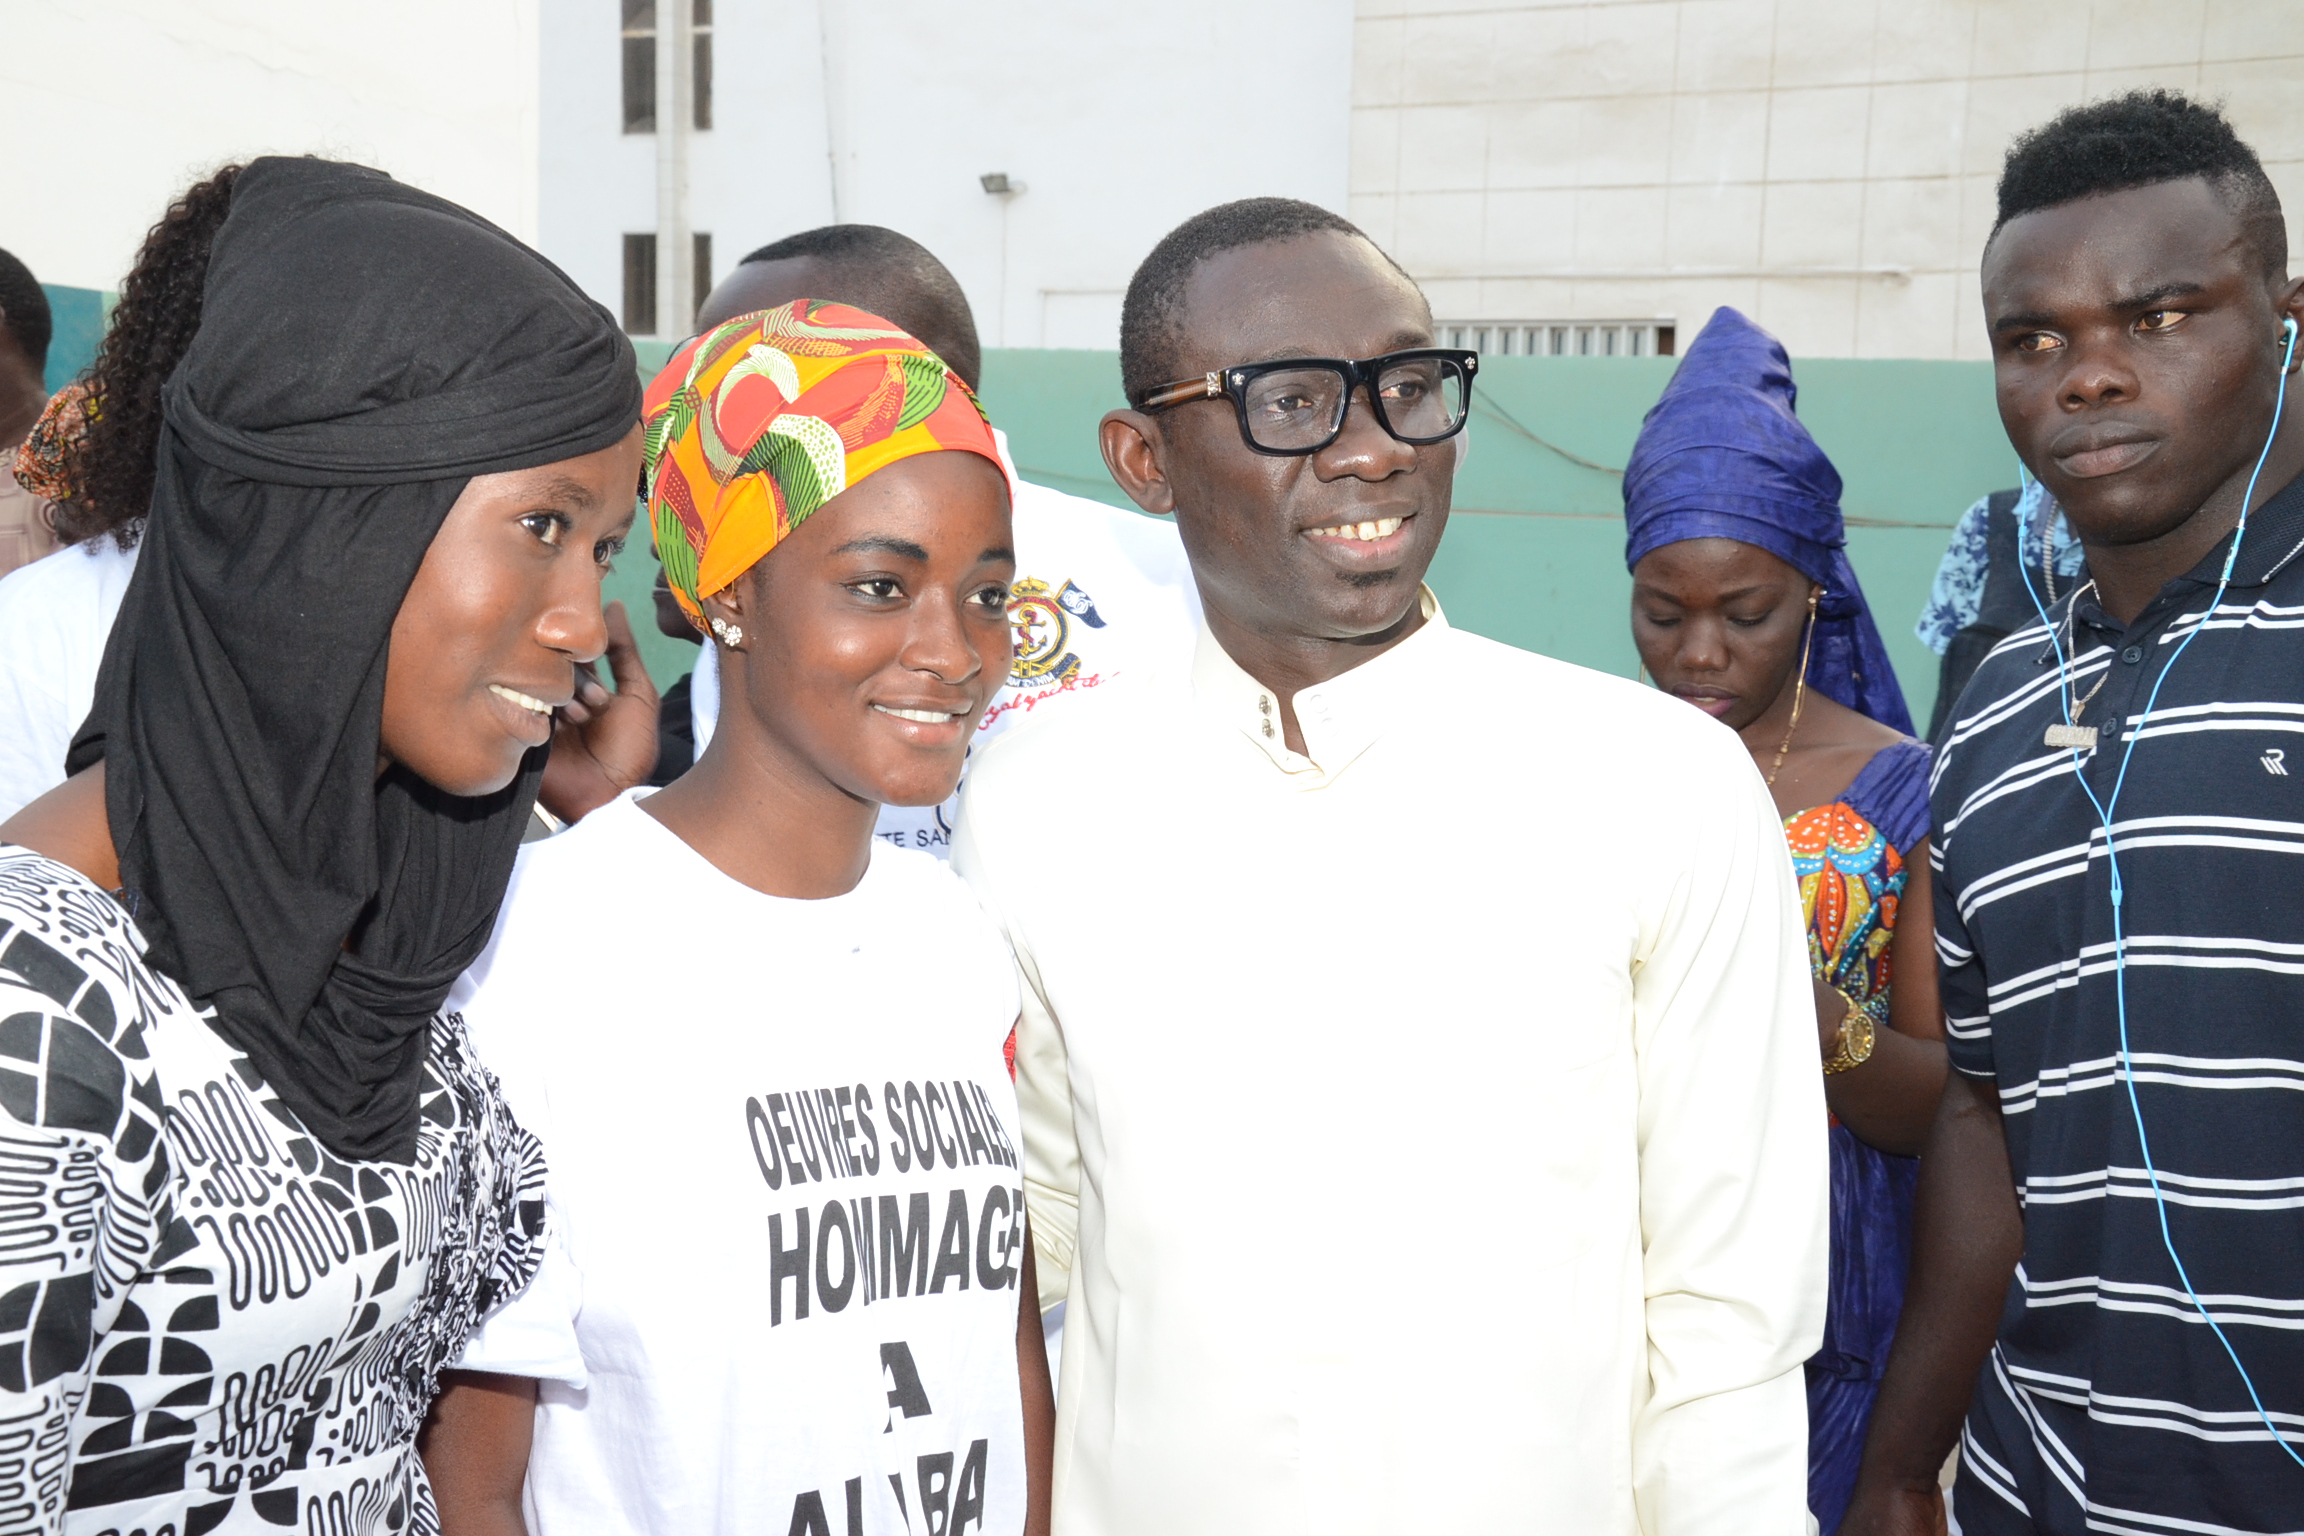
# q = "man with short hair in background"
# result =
<box><xmin>0</xmin><ymin>248</ymin><xmax>55</xmax><ymax>576</ymax></box>
<box><xmin>954</xmin><ymin>197</ymin><xmax>1828</xmax><ymax>1534</ymax></box>
<box><xmin>1844</xmin><ymin>90</ymin><xmax>2304</xmax><ymax>1536</ymax></box>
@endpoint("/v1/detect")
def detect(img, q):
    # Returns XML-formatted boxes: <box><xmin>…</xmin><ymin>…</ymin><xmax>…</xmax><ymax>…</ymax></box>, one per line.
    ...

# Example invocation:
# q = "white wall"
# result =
<box><xmin>1351</xmin><ymin>0</ymin><xmax>2304</xmax><ymax>359</ymax></box>
<box><xmin>539</xmin><ymin>0</ymin><xmax>842</xmax><ymax>314</ymax></box>
<box><xmin>540</xmin><ymin>0</ymin><xmax>1355</xmax><ymax>348</ymax></box>
<box><xmin>0</xmin><ymin>0</ymin><xmax>542</xmax><ymax>292</ymax></box>
<box><xmin>31</xmin><ymin>1</ymin><xmax>2275</xmax><ymax>363</ymax></box>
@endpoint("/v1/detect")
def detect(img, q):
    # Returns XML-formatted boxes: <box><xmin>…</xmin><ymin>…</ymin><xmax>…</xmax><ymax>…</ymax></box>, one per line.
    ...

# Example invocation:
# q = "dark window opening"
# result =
<box><xmin>624</xmin><ymin>0</ymin><xmax>709</xmax><ymax>134</ymax></box>
<box><xmin>623</xmin><ymin>233</ymin><xmax>658</xmax><ymax>335</ymax></box>
<box><xmin>1657</xmin><ymin>326</ymin><xmax>1676</xmax><ymax>357</ymax></box>
<box><xmin>693</xmin><ymin>0</ymin><xmax>713</xmax><ymax>129</ymax></box>
<box><xmin>693</xmin><ymin>233</ymin><xmax>713</xmax><ymax>320</ymax></box>
<box><xmin>620</xmin><ymin>0</ymin><xmax>656</xmax><ymax>134</ymax></box>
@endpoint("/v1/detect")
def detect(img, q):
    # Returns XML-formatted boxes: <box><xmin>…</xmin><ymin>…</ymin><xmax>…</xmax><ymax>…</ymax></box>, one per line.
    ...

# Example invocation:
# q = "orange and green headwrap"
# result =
<box><xmin>642</xmin><ymin>299</ymin><xmax>1007</xmax><ymax>626</ymax></box>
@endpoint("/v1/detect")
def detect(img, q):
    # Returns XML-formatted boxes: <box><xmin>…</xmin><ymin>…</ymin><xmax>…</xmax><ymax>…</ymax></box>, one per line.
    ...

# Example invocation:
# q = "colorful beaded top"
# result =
<box><xmin>1784</xmin><ymin>739</ymin><xmax>1931</xmax><ymax>1031</ymax></box>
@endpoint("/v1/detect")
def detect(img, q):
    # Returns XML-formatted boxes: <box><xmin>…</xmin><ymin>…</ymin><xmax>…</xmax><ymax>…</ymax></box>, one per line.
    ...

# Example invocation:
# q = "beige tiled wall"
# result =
<box><xmin>1352</xmin><ymin>0</ymin><xmax>2304</xmax><ymax>358</ymax></box>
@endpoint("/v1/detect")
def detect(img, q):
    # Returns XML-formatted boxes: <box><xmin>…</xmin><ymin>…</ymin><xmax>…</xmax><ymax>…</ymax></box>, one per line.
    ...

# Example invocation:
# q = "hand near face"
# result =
<box><xmin>380</xmin><ymin>427</ymin><xmax>643</xmax><ymax>798</ymax></box>
<box><xmin>538</xmin><ymin>599</ymin><xmax>661</xmax><ymax>824</ymax></box>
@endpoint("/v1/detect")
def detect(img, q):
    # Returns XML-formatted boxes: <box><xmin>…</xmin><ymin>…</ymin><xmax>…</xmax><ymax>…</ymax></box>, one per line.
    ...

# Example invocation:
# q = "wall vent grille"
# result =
<box><xmin>1436</xmin><ymin>320</ymin><xmax>1676</xmax><ymax>358</ymax></box>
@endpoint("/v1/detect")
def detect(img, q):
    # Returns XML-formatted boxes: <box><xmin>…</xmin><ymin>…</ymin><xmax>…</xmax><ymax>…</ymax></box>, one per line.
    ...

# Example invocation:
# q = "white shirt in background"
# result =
<box><xmin>0</xmin><ymin>534</ymin><xmax>139</xmax><ymax>819</ymax></box>
<box><xmin>689</xmin><ymin>429</ymin><xmax>1200</xmax><ymax>856</ymax></box>
<box><xmin>951</xmin><ymin>596</ymin><xmax>1829</xmax><ymax>1536</ymax></box>
<box><xmin>453</xmin><ymin>792</ymin><xmax>1029</xmax><ymax>1536</ymax></box>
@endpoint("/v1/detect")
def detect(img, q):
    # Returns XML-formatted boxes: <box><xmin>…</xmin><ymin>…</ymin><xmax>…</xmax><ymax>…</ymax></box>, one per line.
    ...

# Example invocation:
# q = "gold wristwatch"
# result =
<box><xmin>1824</xmin><ymin>989</ymin><xmax>1878</xmax><ymax>1075</ymax></box>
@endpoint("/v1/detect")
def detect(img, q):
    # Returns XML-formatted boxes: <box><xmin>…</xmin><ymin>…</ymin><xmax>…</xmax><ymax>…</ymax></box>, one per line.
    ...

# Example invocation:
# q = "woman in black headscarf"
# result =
<box><xmin>0</xmin><ymin>157</ymin><xmax>639</xmax><ymax>1531</ymax></box>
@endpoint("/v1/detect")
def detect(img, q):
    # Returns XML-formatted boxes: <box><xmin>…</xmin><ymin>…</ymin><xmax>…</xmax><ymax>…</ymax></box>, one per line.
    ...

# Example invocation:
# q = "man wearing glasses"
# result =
<box><xmin>952</xmin><ymin>199</ymin><xmax>1828</xmax><ymax>1534</ymax></box>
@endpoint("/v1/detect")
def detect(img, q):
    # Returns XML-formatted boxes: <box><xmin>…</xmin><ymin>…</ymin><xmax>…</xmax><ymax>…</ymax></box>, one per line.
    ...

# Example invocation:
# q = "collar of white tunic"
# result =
<box><xmin>1187</xmin><ymin>584</ymin><xmax>1445</xmax><ymax>784</ymax></box>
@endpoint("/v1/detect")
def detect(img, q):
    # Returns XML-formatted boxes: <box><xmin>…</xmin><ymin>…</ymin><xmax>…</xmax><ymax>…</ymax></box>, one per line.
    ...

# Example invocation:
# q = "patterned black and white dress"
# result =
<box><xmin>0</xmin><ymin>846</ymin><xmax>546</xmax><ymax>1535</ymax></box>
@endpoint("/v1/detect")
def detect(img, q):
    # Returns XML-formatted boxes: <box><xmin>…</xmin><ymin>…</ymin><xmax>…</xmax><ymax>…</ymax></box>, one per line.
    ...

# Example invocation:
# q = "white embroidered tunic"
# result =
<box><xmin>953</xmin><ymin>597</ymin><xmax>1831</xmax><ymax>1536</ymax></box>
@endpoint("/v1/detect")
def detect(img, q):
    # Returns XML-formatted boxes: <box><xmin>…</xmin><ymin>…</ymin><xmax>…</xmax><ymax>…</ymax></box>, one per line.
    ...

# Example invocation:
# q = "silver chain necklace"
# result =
<box><xmin>2043</xmin><ymin>577</ymin><xmax>2109</xmax><ymax>750</ymax></box>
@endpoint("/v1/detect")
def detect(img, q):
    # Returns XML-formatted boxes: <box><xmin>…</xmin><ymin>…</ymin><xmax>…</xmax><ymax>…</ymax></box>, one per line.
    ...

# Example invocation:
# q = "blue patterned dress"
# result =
<box><xmin>1781</xmin><ymin>738</ymin><xmax>1931</xmax><ymax>1534</ymax></box>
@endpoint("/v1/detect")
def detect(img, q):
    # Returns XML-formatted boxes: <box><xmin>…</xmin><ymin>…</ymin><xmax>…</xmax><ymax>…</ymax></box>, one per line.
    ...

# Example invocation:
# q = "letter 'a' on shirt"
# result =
<box><xmin>951</xmin><ymin>595</ymin><xmax>1831</xmax><ymax>1536</ymax></box>
<box><xmin>452</xmin><ymin>791</ymin><xmax>1029</xmax><ymax>1536</ymax></box>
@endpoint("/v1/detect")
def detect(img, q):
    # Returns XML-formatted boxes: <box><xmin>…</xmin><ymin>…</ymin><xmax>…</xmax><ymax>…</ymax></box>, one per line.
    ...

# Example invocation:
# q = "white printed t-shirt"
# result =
<box><xmin>0</xmin><ymin>535</ymin><xmax>139</xmax><ymax>819</ymax></box>
<box><xmin>453</xmin><ymin>791</ymin><xmax>1028</xmax><ymax>1536</ymax></box>
<box><xmin>689</xmin><ymin>429</ymin><xmax>1200</xmax><ymax>856</ymax></box>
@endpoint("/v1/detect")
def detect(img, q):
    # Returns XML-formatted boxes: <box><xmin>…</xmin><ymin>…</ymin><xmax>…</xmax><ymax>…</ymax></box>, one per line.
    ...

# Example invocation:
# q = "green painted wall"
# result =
<box><xmin>976</xmin><ymin>348</ymin><xmax>2020</xmax><ymax>729</ymax></box>
<box><xmin>39</xmin><ymin>285</ymin><xmax>109</xmax><ymax>395</ymax></box>
<box><xmin>607</xmin><ymin>339</ymin><xmax>692</xmax><ymax>685</ymax></box>
<box><xmin>39</xmin><ymin>294</ymin><xmax>2013</xmax><ymax>723</ymax></box>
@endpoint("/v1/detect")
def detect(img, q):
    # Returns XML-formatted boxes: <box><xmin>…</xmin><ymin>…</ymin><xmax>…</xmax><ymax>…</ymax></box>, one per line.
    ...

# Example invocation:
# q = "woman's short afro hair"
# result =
<box><xmin>1118</xmin><ymin>198</ymin><xmax>1412</xmax><ymax>406</ymax></box>
<box><xmin>1994</xmin><ymin>89</ymin><xmax>2287</xmax><ymax>276</ymax></box>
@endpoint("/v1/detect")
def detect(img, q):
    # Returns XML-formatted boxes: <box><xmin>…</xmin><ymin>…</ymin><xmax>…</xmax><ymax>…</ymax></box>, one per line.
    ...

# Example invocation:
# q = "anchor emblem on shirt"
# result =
<box><xmin>1006</xmin><ymin>576</ymin><xmax>1094</xmax><ymax>685</ymax></box>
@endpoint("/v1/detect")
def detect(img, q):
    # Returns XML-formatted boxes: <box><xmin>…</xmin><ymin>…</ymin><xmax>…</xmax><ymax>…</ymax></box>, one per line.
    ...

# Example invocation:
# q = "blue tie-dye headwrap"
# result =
<box><xmin>1622</xmin><ymin>307</ymin><xmax>1914</xmax><ymax>736</ymax></box>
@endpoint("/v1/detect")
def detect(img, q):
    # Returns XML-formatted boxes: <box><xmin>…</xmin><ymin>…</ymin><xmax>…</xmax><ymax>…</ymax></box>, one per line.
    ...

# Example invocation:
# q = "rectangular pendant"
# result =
<box><xmin>2044</xmin><ymin>723</ymin><xmax>2098</xmax><ymax>749</ymax></box>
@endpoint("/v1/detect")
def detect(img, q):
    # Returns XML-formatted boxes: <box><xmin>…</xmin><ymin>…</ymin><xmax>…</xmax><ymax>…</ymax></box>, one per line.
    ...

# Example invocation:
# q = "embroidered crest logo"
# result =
<box><xmin>1005</xmin><ymin>577</ymin><xmax>1106</xmax><ymax>685</ymax></box>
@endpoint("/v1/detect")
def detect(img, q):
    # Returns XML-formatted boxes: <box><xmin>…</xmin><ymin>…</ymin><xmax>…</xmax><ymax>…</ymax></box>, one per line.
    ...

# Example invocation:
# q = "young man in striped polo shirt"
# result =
<box><xmin>1843</xmin><ymin>92</ymin><xmax>2304</xmax><ymax>1536</ymax></box>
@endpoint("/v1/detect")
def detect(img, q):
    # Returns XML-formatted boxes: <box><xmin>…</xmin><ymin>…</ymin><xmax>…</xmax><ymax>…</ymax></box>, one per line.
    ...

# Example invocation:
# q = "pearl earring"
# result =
<box><xmin>709</xmin><ymin>616</ymin><xmax>743</xmax><ymax>648</ymax></box>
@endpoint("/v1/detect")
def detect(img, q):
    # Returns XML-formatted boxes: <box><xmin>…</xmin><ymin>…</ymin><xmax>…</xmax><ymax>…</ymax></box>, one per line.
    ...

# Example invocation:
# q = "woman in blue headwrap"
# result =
<box><xmin>1622</xmin><ymin>308</ymin><xmax>1949</xmax><ymax>1535</ymax></box>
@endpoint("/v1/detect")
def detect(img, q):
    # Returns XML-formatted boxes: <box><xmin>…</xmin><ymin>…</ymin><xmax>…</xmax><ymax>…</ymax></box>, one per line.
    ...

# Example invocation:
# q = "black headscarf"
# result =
<box><xmin>67</xmin><ymin>157</ymin><xmax>640</xmax><ymax>1164</ymax></box>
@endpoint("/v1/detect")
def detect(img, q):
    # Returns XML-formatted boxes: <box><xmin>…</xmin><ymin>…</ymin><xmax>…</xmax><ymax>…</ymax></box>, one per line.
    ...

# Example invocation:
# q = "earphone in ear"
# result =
<box><xmin>2012</xmin><ymin>282</ymin><xmax>2304</xmax><ymax>1472</ymax></box>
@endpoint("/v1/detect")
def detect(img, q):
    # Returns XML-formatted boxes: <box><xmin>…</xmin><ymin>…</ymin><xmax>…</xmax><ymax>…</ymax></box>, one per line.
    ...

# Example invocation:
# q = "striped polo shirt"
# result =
<box><xmin>1931</xmin><ymin>469</ymin><xmax>2304</xmax><ymax>1535</ymax></box>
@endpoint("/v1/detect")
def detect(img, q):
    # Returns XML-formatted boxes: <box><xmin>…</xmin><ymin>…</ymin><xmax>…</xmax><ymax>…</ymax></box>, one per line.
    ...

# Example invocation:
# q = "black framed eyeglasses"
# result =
<box><xmin>1135</xmin><ymin>347</ymin><xmax>1479</xmax><ymax>456</ymax></box>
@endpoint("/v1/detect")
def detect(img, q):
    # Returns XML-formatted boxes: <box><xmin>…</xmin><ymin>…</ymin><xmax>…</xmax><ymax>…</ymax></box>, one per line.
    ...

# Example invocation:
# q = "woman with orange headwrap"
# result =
<box><xmin>422</xmin><ymin>302</ymin><xmax>1052</xmax><ymax>1535</ymax></box>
